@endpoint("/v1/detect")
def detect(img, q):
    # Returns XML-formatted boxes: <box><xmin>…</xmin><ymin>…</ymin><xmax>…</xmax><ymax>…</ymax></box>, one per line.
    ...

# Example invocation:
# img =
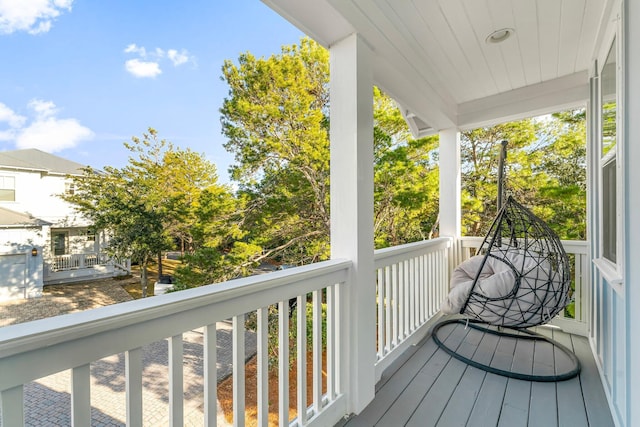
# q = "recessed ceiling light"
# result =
<box><xmin>485</xmin><ymin>28</ymin><xmax>514</xmax><ymax>44</ymax></box>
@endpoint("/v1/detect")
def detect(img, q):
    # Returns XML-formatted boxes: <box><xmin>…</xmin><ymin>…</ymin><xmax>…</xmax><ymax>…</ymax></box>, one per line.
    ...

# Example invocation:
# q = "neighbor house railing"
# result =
<box><xmin>0</xmin><ymin>260</ymin><xmax>349</xmax><ymax>427</ymax></box>
<box><xmin>49</xmin><ymin>252</ymin><xmax>111</xmax><ymax>272</ymax></box>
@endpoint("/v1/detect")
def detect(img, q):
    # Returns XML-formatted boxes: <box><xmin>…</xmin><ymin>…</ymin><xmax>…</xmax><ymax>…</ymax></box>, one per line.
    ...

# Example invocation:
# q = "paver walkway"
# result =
<box><xmin>0</xmin><ymin>279</ymin><xmax>254</xmax><ymax>426</ymax></box>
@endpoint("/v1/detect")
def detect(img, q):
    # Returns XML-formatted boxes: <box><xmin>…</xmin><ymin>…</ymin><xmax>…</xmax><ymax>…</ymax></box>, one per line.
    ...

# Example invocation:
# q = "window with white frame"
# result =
<box><xmin>600</xmin><ymin>37</ymin><xmax>617</xmax><ymax>264</ymax></box>
<box><xmin>65</xmin><ymin>181</ymin><xmax>75</xmax><ymax>195</ymax></box>
<box><xmin>0</xmin><ymin>176</ymin><xmax>15</xmax><ymax>201</ymax></box>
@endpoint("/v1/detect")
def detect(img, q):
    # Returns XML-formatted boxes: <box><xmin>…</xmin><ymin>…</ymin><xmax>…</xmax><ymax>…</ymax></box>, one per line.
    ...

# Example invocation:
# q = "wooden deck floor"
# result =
<box><xmin>340</xmin><ymin>318</ymin><xmax>613</xmax><ymax>427</ymax></box>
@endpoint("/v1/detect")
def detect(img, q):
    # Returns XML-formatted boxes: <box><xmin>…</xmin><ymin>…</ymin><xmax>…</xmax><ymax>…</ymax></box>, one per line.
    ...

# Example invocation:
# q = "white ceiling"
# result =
<box><xmin>263</xmin><ymin>0</ymin><xmax>610</xmax><ymax>135</ymax></box>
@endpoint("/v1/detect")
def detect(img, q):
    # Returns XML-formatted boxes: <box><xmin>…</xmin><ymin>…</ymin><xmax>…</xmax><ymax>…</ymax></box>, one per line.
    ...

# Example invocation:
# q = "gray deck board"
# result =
<box><xmin>341</xmin><ymin>319</ymin><xmax>615</xmax><ymax>427</ymax></box>
<box><xmin>572</xmin><ymin>334</ymin><xmax>615</xmax><ymax>427</ymax></box>
<box><xmin>553</xmin><ymin>329</ymin><xmax>590</xmax><ymax>427</ymax></box>
<box><xmin>374</xmin><ymin>324</ymin><xmax>469</xmax><ymax>426</ymax></box>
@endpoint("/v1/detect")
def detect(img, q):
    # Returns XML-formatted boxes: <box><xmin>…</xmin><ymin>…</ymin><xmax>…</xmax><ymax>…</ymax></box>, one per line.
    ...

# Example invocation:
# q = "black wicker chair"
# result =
<box><xmin>433</xmin><ymin>141</ymin><xmax>580</xmax><ymax>381</ymax></box>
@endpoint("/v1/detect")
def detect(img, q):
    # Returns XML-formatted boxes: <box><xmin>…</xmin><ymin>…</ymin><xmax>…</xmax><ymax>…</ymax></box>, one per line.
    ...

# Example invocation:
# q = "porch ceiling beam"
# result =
<box><xmin>457</xmin><ymin>71</ymin><xmax>589</xmax><ymax>130</ymax></box>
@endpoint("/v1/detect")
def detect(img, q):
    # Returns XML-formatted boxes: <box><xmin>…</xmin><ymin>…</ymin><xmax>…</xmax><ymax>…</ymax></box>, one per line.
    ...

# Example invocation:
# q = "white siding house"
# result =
<box><xmin>1</xmin><ymin>1</ymin><xmax>639</xmax><ymax>426</ymax></box>
<box><xmin>0</xmin><ymin>149</ymin><xmax>127</xmax><ymax>301</ymax></box>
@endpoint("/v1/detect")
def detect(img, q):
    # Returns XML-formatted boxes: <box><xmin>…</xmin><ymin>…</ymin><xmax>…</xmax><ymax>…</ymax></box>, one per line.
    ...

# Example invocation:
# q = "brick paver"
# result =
<box><xmin>0</xmin><ymin>278</ymin><xmax>250</xmax><ymax>426</ymax></box>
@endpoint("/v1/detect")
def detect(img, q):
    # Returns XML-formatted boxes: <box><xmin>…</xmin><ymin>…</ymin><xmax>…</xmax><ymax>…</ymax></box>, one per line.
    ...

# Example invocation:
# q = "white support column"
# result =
<box><xmin>624</xmin><ymin>0</ymin><xmax>640</xmax><ymax>425</ymax></box>
<box><xmin>439</xmin><ymin>128</ymin><xmax>461</xmax><ymax>238</ymax></box>
<box><xmin>330</xmin><ymin>33</ymin><xmax>376</xmax><ymax>414</ymax></box>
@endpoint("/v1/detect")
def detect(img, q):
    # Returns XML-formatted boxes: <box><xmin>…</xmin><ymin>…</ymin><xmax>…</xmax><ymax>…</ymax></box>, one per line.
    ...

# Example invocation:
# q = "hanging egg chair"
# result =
<box><xmin>433</xmin><ymin>140</ymin><xmax>580</xmax><ymax>381</ymax></box>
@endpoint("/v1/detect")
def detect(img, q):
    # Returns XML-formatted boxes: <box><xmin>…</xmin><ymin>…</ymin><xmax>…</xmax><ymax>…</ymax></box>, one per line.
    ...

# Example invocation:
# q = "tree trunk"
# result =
<box><xmin>141</xmin><ymin>259</ymin><xmax>148</xmax><ymax>298</ymax></box>
<box><xmin>157</xmin><ymin>252</ymin><xmax>163</xmax><ymax>278</ymax></box>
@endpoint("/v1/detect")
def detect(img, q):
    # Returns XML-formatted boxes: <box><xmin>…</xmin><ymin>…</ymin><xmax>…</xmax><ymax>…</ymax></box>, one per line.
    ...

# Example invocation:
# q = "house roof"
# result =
<box><xmin>0</xmin><ymin>149</ymin><xmax>87</xmax><ymax>176</ymax></box>
<box><xmin>264</xmin><ymin>0</ymin><xmax>611</xmax><ymax>135</ymax></box>
<box><xmin>0</xmin><ymin>206</ymin><xmax>50</xmax><ymax>228</ymax></box>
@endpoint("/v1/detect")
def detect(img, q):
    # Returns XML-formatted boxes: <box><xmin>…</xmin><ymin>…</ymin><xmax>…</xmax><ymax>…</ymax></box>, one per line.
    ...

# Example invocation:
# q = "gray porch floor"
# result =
<box><xmin>340</xmin><ymin>318</ymin><xmax>613</xmax><ymax>427</ymax></box>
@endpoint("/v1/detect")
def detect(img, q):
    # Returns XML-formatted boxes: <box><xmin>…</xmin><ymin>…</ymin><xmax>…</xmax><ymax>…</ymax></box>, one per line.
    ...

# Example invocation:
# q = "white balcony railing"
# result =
<box><xmin>0</xmin><ymin>259</ymin><xmax>349</xmax><ymax>427</ymax></box>
<box><xmin>0</xmin><ymin>238</ymin><xmax>587</xmax><ymax>426</ymax></box>
<box><xmin>49</xmin><ymin>252</ymin><xmax>111</xmax><ymax>272</ymax></box>
<box><xmin>374</xmin><ymin>237</ymin><xmax>452</xmax><ymax>379</ymax></box>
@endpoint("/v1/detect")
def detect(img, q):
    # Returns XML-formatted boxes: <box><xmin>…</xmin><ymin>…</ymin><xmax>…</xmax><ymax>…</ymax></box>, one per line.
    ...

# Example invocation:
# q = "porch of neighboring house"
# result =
<box><xmin>43</xmin><ymin>227</ymin><xmax>130</xmax><ymax>285</ymax></box>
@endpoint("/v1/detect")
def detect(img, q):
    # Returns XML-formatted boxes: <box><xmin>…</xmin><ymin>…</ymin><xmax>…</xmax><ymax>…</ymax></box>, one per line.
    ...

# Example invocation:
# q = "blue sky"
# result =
<box><xmin>0</xmin><ymin>1</ymin><xmax>303</xmax><ymax>183</ymax></box>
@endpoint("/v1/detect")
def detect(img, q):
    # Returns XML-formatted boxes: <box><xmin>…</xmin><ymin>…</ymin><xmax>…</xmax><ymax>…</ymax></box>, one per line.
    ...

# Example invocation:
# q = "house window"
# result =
<box><xmin>0</xmin><ymin>176</ymin><xmax>15</xmax><ymax>201</ymax></box>
<box><xmin>86</xmin><ymin>228</ymin><xmax>96</xmax><ymax>242</ymax></box>
<box><xmin>600</xmin><ymin>37</ymin><xmax>617</xmax><ymax>264</ymax></box>
<box><xmin>52</xmin><ymin>231</ymin><xmax>68</xmax><ymax>256</ymax></box>
<box><xmin>65</xmin><ymin>181</ymin><xmax>75</xmax><ymax>195</ymax></box>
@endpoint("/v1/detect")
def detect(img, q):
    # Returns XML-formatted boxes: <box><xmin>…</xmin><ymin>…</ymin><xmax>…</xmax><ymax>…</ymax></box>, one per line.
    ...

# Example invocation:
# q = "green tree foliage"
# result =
<box><xmin>220</xmin><ymin>38</ymin><xmax>440</xmax><ymax>263</ymax></box>
<box><xmin>460</xmin><ymin>111</ymin><xmax>586</xmax><ymax>240</ymax></box>
<box><xmin>221</xmin><ymin>37</ymin><xmax>331</xmax><ymax>265</ymax></box>
<box><xmin>221</xmin><ymin>37</ymin><xmax>585</xmax><ymax>269</ymax></box>
<box><xmin>373</xmin><ymin>89</ymin><xmax>440</xmax><ymax>247</ymax></box>
<box><xmin>63</xmin><ymin>129</ymin><xmax>175</xmax><ymax>296</ymax></box>
<box><xmin>63</xmin><ymin>128</ymin><xmax>240</xmax><ymax>294</ymax></box>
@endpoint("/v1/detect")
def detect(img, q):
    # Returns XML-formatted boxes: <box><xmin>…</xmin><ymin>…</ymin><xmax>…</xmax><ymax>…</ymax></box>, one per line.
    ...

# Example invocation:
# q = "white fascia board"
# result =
<box><xmin>261</xmin><ymin>0</ymin><xmax>353</xmax><ymax>48</ymax></box>
<box><xmin>457</xmin><ymin>71</ymin><xmax>589</xmax><ymax>130</ymax></box>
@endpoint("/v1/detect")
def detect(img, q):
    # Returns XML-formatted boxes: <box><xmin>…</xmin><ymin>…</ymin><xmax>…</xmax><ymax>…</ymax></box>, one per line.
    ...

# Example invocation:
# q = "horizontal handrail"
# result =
<box><xmin>1</xmin><ymin>259</ymin><xmax>350</xmax><ymax>362</ymax></box>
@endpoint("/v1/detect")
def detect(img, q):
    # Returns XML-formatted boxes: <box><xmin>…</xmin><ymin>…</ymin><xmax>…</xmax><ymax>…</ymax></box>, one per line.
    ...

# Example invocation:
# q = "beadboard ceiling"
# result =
<box><xmin>263</xmin><ymin>0</ymin><xmax>610</xmax><ymax>135</ymax></box>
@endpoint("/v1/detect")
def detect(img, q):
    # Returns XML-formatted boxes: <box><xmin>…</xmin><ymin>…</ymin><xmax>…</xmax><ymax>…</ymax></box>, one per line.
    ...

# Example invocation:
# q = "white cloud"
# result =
<box><xmin>28</xmin><ymin>99</ymin><xmax>57</xmax><ymax>118</ymax></box>
<box><xmin>125</xmin><ymin>58</ymin><xmax>162</xmax><ymax>78</ymax></box>
<box><xmin>124</xmin><ymin>43</ymin><xmax>146</xmax><ymax>56</ymax></box>
<box><xmin>16</xmin><ymin>116</ymin><xmax>93</xmax><ymax>151</ymax></box>
<box><xmin>0</xmin><ymin>0</ymin><xmax>73</xmax><ymax>35</ymax></box>
<box><xmin>167</xmin><ymin>49</ymin><xmax>189</xmax><ymax>66</ymax></box>
<box><xmin>0</xmin><ymin>99</ymin><xmax>93</xmax><ymax>152</ymax></box>
<box><xmin>123</xmin><ymin>43</ymin><xmax>193</xmax><ymax>78</ymax></box>
<box><xmin>0</xmin><ymin>102</ymin><xmax>26</xmax><ymax>128</ymax></box>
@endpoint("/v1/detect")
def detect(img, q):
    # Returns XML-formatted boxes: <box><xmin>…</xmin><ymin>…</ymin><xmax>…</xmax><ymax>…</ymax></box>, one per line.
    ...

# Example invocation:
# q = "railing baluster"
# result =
<box><xmin>432</xmin><ymin>252</ymin><xmax>438</xmax><ymax>317</ymax></box>
<box><xmin>419</xmin><ymin>255</ymin><xmax>425</xmax><ymax>323</ymax></box>
<box><xmin>278</xmin><ymin>301</ymin><xmax>289</xmax><ymax>427</ymax></box>
<box><xmin>327</xmin><ymin>285</ymin><xmax>336</xmax><ymax>400</ymax></box>
<box><xmin>126</xmin><ymin>348</ymin><xmax>143</xmax><ymax>427</ymax></box>
<box><xmin>257</xmin><ymin>308</ymin><xmax>269</xmax><ymax>427</ymax></box>
<box><xmin>1</xmin><ymin>385</ymin><xmax>24</xmax><ymax>426</ymax></box>
<box><xmin>384</xmin><ymin>266</ymin><xmax>391</xmax><ymax>353</ymax></box>
<box><xmin>409</xmin><ymin>258</ymin><xmax>418</xmax><ymax>332</ymax></box>
<box><xmin>575</xmin><ymin>254</ymin><xmax>584</xmax><ymax>321</ymax></box>
<box><xmin>403</xmin><ymin>260</ymin><xmax>410</xmax><ymax>338</ymax></box>
<box><xmin>297</xmin><ymin>294</ymin><xmax>307</xmax><ymax>425</ymax></box>
<box><xmin>233</xmin><ymin>315</ymin><xmax>245</xmax><ymax>427</ymax></box>
<box><xmin>169</xmin><ymin>334</ymin><xmax>184</xmax><ymax>427</ymax></box>
<box><xmin>204</xmin><ymin>324</ymin><xmax>217</xmax><ymax>426</ymax></box>
<box><xmin>377</xmin><ymin>268</ymin><xmax>384</xmax><ymax>358</ymax></box>
<box><xmin>71</xmin><ymin>363</ymin><xmax>91</xmax><ymax>426</ymax></box>
<box><xmin>389</xmin><ymin>266</ymin><xmax>398</xmax><ymax>348</ymax></box>
<box><xmin>396</xmin><ymin>262</ymin><xmax>404</xmax><ymax>340</ymax></box>
<box><xmin>312</xmin><ymin>290</ymin><xmax>322</xmax><ymax>415</ymax></box>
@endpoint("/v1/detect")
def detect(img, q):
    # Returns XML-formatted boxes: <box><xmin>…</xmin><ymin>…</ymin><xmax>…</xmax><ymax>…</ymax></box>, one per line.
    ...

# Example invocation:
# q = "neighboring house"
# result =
<box><xmin>0</xmin><ymin>149</ymin><xmax>128</xmax><ymax>302</ymax></box>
